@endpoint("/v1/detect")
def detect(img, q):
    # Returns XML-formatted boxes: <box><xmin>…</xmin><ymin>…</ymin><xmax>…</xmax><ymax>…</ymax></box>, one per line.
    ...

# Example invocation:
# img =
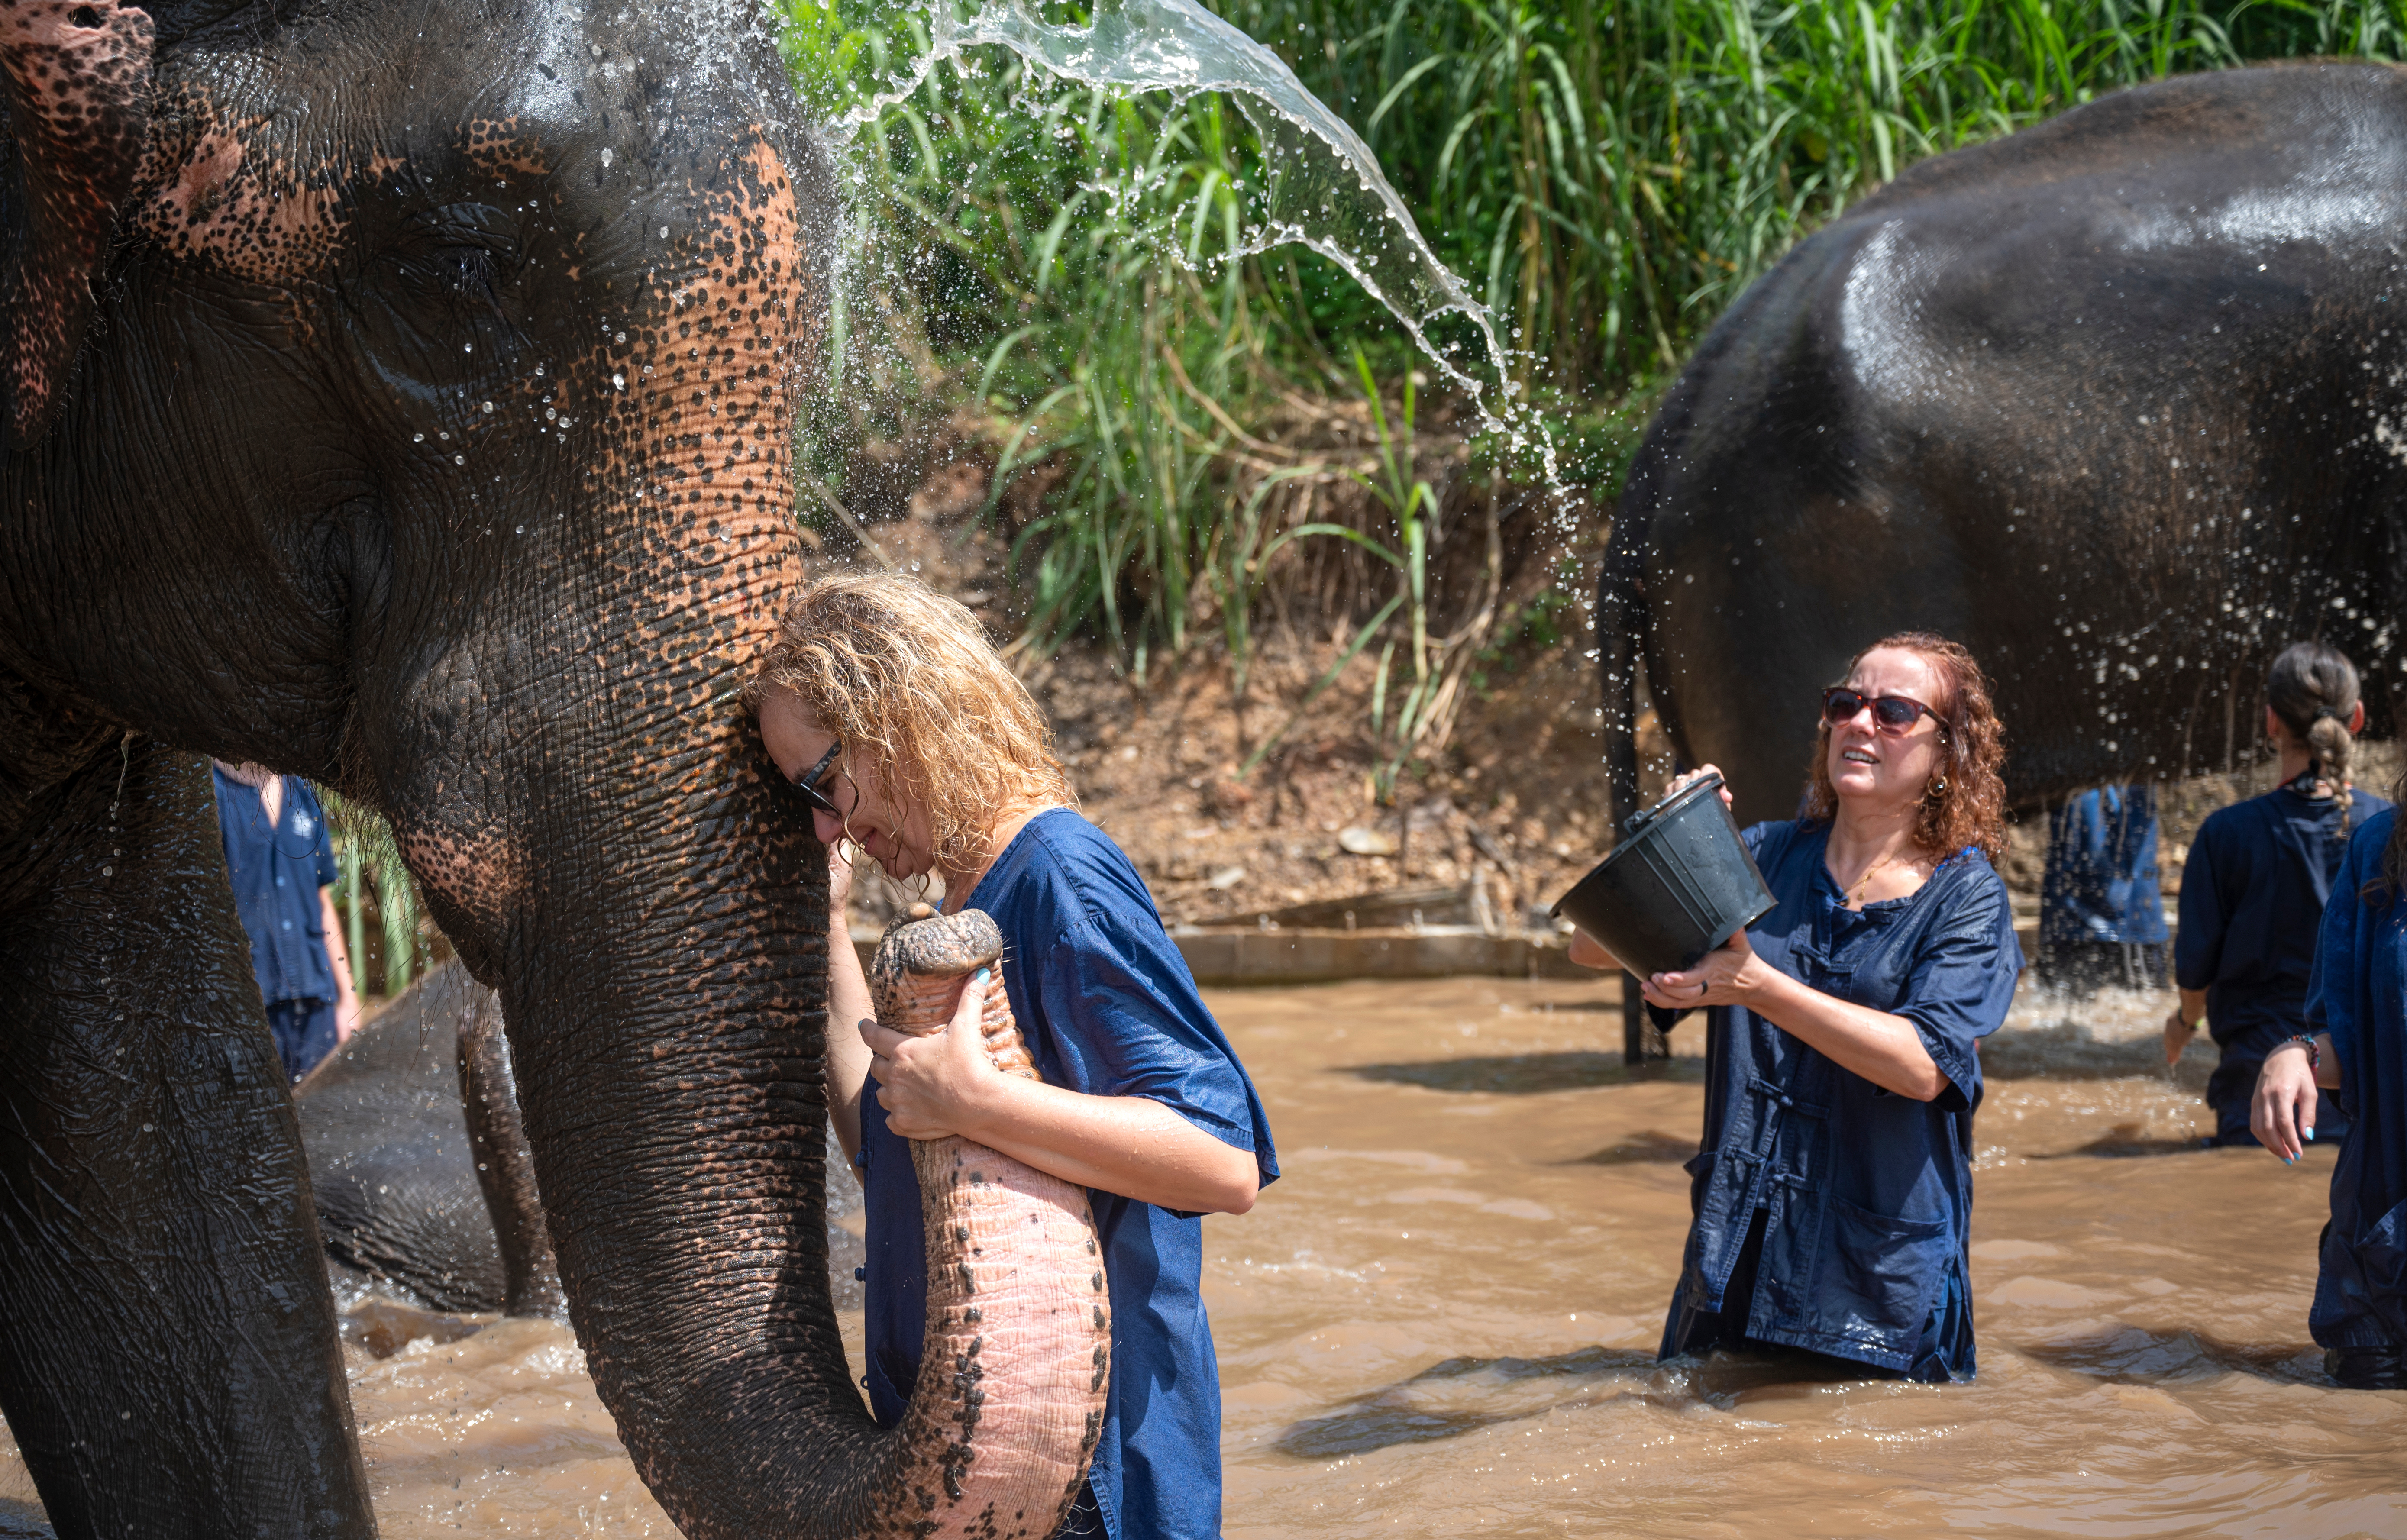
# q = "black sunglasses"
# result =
<box><xmin>1822</xmin><ymin>687</ymin><xmax>1946</xmax><ymax>737</ymax></box>
<box><xmin>787</xmin><ymin>740</ymin><xmax>845</xmax><ymax>818</ymax></box>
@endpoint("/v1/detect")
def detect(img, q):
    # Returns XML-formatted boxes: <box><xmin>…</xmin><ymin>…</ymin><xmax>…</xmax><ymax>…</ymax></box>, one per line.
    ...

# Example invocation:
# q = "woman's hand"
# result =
<box><xmin>2162</xmin><ymin>1009</ymin><xmax>2197</xmax><ymax>1068</ymax></box>
<box><xmin>861</xmin><ymin>969</ymin><xmax>999</xmax><ymax>1141</ymax></box>
<box><xmin>2252</xmin><ymin>1039</ymin><xmax>2322</xmax><ymax>1162</ymax></box>
<box><xmin>1642</xmin><ymin>929</ymin><xmax>1779</xmax><ymax>1011</ymax></box>
<box><xmin>1666</xmin><ymin>763</ymin><xmax>1735</xmax><ymax>810</ymax></box>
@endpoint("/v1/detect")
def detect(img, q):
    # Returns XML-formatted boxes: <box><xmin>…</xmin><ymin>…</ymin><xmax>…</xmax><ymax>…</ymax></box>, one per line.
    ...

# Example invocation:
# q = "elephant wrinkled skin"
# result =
<box><xmin>1603</xmin><ymin>64</ymin><xmax>2407</xmax><ymax>831</ymax></box>
<box><xmin>0</xmin><ymin>2</ymin><xmax>1100</xmax><ymax>1536</ymax></box>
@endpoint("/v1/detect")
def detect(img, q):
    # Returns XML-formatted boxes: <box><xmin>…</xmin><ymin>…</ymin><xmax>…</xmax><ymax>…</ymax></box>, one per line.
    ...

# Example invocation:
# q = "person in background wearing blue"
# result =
<box><xmin>1570</xmin><ymin>632</ymin><xmax>2019</xmax><ymax>1382</ymax></box>
<box><xmin>2170</xmin><ymin>642</ymin><xmax>2386</xmax><ymax>1147</ymax></box>
<box><xmin>2039</xmin><ymin>784</ymin><xmax>2169</xmax><ymax>992</ymax></box>
<box><xmin>2254</xmin><ymin>733</ymin><xmax>2407</xmax><ymax>1390</ymax></box>
<box><xmin>751</xmin><ymin>572</ymin><xmax>1276</xmax><ymax>1540</ymax></box>
<box><xmin>212</xmin><ymin>761</ymin><xmax>362</xmax><ymax>1084</ymax></box>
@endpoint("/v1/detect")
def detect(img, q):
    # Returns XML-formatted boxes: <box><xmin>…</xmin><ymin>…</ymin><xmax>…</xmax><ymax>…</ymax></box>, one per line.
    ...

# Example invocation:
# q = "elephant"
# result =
<box><xmin>0</xmin><ymin>0</ymin><xmax>1098</xmax><ymax>1535</ymax></box>
<box><xmin>1601</xmin><ymin>62</ymin><xmax>2407</xmax><ymax>836</ymax></box>
<box><xmin>295</xmin><ymin>959</ymin><xmax>863</xmax><ymax>1318</ymax></box>
<box><xmin>296</xmin><ymin>959</ymin><xmax>564</xmax><ymax>1318</ymax></box>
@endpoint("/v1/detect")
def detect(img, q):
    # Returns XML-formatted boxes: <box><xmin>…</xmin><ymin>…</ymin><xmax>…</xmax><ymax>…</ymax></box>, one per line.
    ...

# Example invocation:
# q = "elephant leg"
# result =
<box><xmin>455</xmin><ymin>986</ymin><xmax>565</xmax><ymax>1319</ymax></box>
<box><xmin>0</xmin><ymin>741</ymin><xmax>375</xmax><ymax>1539</ymax></box>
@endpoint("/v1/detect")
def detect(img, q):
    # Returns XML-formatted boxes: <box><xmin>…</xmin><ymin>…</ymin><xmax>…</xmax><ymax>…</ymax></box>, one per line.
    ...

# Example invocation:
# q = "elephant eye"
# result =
<box><xmin>401</xmin><ymin>244</ymin><xmax>504</xmax><ymax>319</ymax></box>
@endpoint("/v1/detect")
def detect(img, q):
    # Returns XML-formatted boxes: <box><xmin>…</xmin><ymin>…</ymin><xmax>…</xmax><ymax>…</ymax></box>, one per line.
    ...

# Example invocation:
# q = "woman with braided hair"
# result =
<box><xmin>2170</xmin><ymin>642</ymin><xmax>2388</xmax><ymax>1147</ymax></box>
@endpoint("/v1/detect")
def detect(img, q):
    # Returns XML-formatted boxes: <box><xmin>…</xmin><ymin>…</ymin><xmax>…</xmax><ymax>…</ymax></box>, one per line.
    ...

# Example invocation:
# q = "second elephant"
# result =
<box><xmin>296</xmin><ymin>962</ymin><xmax>865</xmax><ymax>1319</ymax></box>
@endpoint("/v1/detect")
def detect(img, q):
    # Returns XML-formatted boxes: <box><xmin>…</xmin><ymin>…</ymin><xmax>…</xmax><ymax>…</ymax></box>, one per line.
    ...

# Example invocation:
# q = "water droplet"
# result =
<box><xmin>614</xmin><ymin>331</ymin><xmax>626</xmax><ymax>344</ymax></box>
<box><xmin>659</xmin><ymin>225</ymin><xmax>669</xmax><ymax>239</ymax></box>
<box><xmin>612</xmin><ymin>372</ymin><xmax>626</xmax><ymax>391</ymax></box>
<box><xmin>453</xmin><ymin>454</ymin><xmax>465</xmax><ymax>465</ymax></box>
<box><xmin>463</xmin><ymin>343</ymin><xmax>473</xmax><ymax>353</ymax></box>
<box><xmin>101</xmin><ymin>865</ymin><xmax>112</xmax><ymax>875</ymax></box>
<box><xmin>141</xmin><ymin>1123</ymin><xmax>152</xmax><ymax>1133</ymax></box>
<box><xmin>515</xmin><ymin>524</ymin><xmax>525</xmax><ymax>534</ymax></box>
<box><xmin>413</xmin><ymin>432</ymin><xmax>425</xmax><ymax>443</ymax></box>
<box><xmin>482</xmin><ymin>400</ymin><xmax>494</xmax><ymax>414</ymax></box>
<box><xmin>600</xmin><ymin>147</ymin><xmax>613</xmax><ymax>167</ymax></box>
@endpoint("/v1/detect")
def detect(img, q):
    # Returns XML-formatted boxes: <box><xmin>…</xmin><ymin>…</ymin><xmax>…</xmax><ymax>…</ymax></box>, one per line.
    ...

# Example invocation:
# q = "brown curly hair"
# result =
<box><xmin>744</xmin><ymin>573</ymin><xmax>1075</xmax><ymax>872</ymax></box>
<box><xmin>1802</xmin><ymin>631</ymin><xmax>2008</xmax><ymax>866</ymax></box>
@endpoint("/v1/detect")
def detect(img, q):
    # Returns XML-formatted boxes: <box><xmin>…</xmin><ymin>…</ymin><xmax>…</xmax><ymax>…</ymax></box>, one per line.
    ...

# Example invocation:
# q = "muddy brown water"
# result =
<box><xmin>4</xmin><ymin>977</ymin><xmax>2401</xmax><ymax>1537</ymax></box>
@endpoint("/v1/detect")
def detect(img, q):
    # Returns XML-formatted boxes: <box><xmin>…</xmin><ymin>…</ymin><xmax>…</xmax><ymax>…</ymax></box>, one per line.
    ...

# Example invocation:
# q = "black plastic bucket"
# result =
<box><xmin>1550</xmin><ymin>772</ymin><xmax>1776</xmax><ymax>978</ymax></box>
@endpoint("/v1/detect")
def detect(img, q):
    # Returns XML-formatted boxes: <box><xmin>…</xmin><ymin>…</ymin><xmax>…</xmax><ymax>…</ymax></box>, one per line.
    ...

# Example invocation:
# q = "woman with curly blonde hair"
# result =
<box><xmin>750</xmin><ymin>571</ymin><xmax>1275</xmax><ymax>1540</ymax></box>
<box><xmin>1571</xmin><ymin>632</ymin><xmax>2017</xmax><ymax>1382</ymax></box>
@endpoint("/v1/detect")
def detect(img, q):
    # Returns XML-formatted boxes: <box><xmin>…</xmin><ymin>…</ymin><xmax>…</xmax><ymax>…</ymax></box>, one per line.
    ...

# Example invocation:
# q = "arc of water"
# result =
<box><xmin>842</xmin><ymin>0</ymin><xmax>1556</xmax><ymax>477</ymax></box>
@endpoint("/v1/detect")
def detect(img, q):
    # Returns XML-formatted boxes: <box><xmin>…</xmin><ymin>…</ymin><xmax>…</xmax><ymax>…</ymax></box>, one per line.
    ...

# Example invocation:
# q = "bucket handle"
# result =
<box><xmin>1626</xmin><ymin>770</ymin><xmax>1725</xmax><ymax>835</ymax></box>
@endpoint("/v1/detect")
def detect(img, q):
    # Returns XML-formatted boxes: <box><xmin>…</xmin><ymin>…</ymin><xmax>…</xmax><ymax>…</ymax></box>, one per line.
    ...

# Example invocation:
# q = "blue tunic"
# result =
<box><xmin>2303</xmin><ymin>808</ymin><xmax>2407</xmax><ymax>1351</ymax></box>
<box><xmin>212</xmin><ymin>768</ymin><xmax>342</xmax><ymax>1007</ymax></box>
<box><xmin>2176</xmin><ymin>779</ymin><xmax>2388</xmax><ymax>1143</ymax></box>
<box><xmin>858</xmin><ymin>810</ymin><xmax>1278</xmax><ymax>1540</ymax></box>
<box><xmin>1651</xmin><ymin>820</ymin><xmax>2020</xmax><ymax>1380</ymax></box>
<box><xmin>2041</xmin><ymin>785</ymin><xmax>2170</xmax><ymax>948</ymax></box>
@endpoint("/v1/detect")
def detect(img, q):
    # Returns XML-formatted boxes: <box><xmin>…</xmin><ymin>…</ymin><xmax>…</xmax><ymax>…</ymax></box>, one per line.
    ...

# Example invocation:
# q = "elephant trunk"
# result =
<box><xmin>492</xmin><ymin>799</ymin><xmax>1107</xmax><ymax>1538</ymax></box>
<box><xmin>861</xmin><ymin>910</ymin><xmax>1111</xmax><ymax>1537</ymax></box>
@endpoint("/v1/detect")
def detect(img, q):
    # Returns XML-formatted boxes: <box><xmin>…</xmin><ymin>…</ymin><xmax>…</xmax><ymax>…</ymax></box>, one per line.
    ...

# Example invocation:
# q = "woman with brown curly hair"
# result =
<box><xmin>1571</xmin><ymin>632</ymin><xmax>2019</xmax><ymax>1381</ymax></box>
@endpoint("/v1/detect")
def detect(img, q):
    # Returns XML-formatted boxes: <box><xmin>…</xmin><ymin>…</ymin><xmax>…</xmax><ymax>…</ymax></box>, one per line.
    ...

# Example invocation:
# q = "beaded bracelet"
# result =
<box><xmin>2281</xmin><ymin>1032</ymin><xmax>2322</xmax><ymax>1071</ymax></box>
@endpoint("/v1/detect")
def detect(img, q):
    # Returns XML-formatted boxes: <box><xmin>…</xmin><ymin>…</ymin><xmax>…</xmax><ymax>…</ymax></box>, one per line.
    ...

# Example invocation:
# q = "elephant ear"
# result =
<box><xmin>0</xmin><ymin>0</ymin><xmax>152</xmax><ymax>448</ymax></box>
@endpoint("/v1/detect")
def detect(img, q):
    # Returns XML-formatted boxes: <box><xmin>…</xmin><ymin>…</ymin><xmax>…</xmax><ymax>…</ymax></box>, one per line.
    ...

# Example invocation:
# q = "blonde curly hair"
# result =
<box><xmin>746</xmin><ymin>572</ymin><xmax>1074</xmax><ymax>870</ymax></box>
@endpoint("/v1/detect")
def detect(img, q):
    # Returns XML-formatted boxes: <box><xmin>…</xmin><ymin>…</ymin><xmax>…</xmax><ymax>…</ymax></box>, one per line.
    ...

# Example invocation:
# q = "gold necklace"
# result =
<box><xmin>1848</xmin><ymin>852</ymin><xmax>1897</xmax><ymax>905</ymax></box>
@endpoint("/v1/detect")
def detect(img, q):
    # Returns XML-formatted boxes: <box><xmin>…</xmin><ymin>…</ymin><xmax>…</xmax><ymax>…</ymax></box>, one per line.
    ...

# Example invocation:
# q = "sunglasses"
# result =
<box><xmin>1822</xmin><ymin>687</ymin><xmax>1946</xmax><ymax>737</ymax></box>
<box><xmin>787</xmin><ymin>740</ymin><xmax>846</xmax><ymax>818</ymax></box>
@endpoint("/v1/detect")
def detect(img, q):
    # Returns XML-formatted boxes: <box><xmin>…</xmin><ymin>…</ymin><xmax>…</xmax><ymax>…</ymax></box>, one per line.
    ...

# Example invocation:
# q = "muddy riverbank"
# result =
<box><xmin>3</xmin><ymin>978</ymin><xmax>2394</xmax><ymax>1538</ymax></box>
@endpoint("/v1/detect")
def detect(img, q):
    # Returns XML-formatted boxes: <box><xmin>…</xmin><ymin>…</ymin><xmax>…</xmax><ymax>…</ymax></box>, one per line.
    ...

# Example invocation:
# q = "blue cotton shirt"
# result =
<box><xmin>1650</xmin><ymin>819</ymin><xmax>2019</xmax><ymax>1379</ymax></box>
<box><xmin>2177</xmin><ymin>781</ymin><xmax>2390</xmax><ymax>1052</ymax></box>
<box><xmin>2041</xmin><ymin>785</ymin><xmax>2170</xmax><ymax>949</ymax></box>
<box><xmin>213</xmin><ymin>768</ymin><xmax>342</xmax><ymax>1007</ymax></box>
<box><xmin>858</xmin><ymin>809</ymin><xmax>1277</xmax><ymax>1540</ymax></box>
<box><xmin>2303</xmin><ymin>809</ymin><xmax>2407</xmax><ymax>1350</ymax></box>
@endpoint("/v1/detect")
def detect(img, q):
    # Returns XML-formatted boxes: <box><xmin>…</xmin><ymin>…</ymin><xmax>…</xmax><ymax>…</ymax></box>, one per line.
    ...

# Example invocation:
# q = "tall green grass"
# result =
<box><xmin>789</xmin><ymin>0</ymin><xmax>2407</xmax><ymax>747</ymax></box>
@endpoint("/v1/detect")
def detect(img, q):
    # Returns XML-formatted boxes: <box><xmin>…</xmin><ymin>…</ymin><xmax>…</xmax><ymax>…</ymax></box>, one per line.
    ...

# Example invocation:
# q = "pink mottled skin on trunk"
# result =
<box><xmin>863</xmin><ymin>920</ymin><xmax>1111</xmax><ymax>1540</ymax></box>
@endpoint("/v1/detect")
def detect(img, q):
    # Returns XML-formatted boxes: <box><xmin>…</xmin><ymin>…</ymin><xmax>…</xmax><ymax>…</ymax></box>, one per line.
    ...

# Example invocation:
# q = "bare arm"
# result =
<box><xmin>1647</xmin><ymin>930</ymin><xmax>1948</xmax><ymax>1101</ymax></box>
<box><xmin>319</xmin><ymin>887</ymin><xmax>362</xmax><ymax>1043</ymax></box>
<box><xmin>2163</xmin><ymin>986</ymin><xmax>2208</xmax><ymax>1067</ymax></box>
<box><xmin>824</xmin><ymin>849</ymin><xmax>875</xmax><ymax>1175</ymax></box>
<box><xmin>863</xmin><ymin>981</ymin><xmax>1260</xmax><ymax>1215</ymax></box>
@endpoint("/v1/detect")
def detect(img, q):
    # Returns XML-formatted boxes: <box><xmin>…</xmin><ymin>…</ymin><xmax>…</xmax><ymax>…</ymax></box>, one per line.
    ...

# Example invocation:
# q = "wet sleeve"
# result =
<box><xmin>2171</xmin><ymin>824</ymin><xmax>2224</xmax><ymax>992</ymax></box>
<box><xmin>1035</xmin><ymin>909</ymin><xmax>1278</xmax><ymax>1189</ymax></box>
<box><xmin>1895</xmin><ymin>874</ymin><xmax>2019</xmax><ymax>1113</ymax></box>
<box><xmin>2306</xmin><ymin>828</ymin><xmax>2371</xmax><ymax>1061</ymax></box>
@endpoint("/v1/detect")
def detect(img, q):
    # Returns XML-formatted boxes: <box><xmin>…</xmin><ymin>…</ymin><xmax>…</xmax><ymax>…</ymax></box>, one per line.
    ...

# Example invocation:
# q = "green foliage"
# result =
<box><xmin>792</xmin><ymin>0</ymin><xmax>2407</xmax><ymax>771</ymax></box>
<box><xmin>322</xmin><ymin>790</ymin><xmax>428</xmax><ymax>998</ymax></box>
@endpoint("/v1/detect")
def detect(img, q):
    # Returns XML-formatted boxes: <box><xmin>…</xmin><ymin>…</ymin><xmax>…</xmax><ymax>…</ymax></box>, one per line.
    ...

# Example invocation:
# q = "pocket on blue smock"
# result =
<box><xmin>1820</xmin><ymin>1196</ymin><xmax>1953</xmax><ymax>1355</ymax></box>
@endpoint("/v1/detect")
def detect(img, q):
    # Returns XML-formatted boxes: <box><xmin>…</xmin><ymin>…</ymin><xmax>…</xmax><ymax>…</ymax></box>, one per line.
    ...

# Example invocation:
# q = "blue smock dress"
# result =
<box><xmin>2176</xmin><ymin>775</ymin><xmax>2388</xmax><ymax>1146</ymax></box>
<box><xmin>1649</xmin><ymin>820</ymin><xmax>2020</xmax><ymax>1381</ymax></box>
<box><xmin>2039</xmin><ymin>785</ymin><xmax>2169</xmax><ymax>988</ymax></box>
<box><xmin>857</xmin><ymin>809</ymin><xmax>1278</xmax><ymax>1540</ymax></box>
<box><xmin>212</xmin><ymin>767</ymin><xmax>344</xmax><ymax>1082</ymax></box>
<box><xmin>2302</xmin><ymin>807</ymin><xmax>2407</xmax><ymax>1358</ymax></box>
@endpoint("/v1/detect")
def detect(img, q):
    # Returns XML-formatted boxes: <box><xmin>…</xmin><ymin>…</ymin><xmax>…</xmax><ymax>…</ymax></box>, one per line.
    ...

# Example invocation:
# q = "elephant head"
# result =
<box><xmin>0</xmin><ymin>0</ymin><xmax>1102</xmax><ymax>1534</ymax></box>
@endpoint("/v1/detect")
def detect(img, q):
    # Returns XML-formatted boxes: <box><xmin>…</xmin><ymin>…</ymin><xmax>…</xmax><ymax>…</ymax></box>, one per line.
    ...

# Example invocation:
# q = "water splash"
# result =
<box><xmin>841</xmin><ymin>0</ymin><xmax>1553</xmax><ymax>476</ymax></box>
